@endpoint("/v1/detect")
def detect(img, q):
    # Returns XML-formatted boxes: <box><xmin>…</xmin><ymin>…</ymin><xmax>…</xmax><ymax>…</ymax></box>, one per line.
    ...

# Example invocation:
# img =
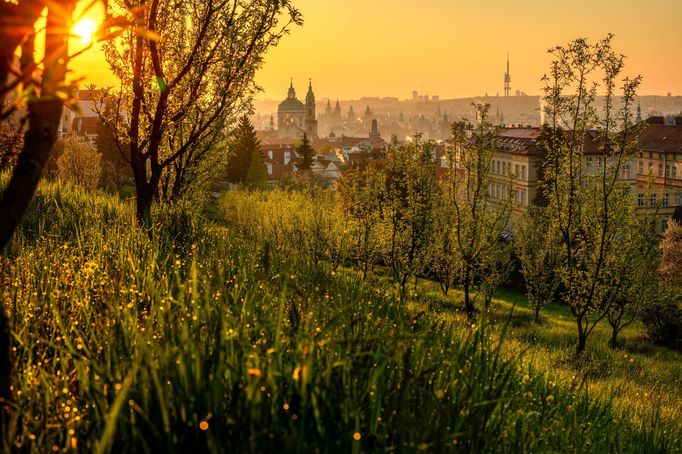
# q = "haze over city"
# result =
<box><xmin>75</xmin><ymin>0</ymin><xmax>682</xmax><ymax>100</ymax></box>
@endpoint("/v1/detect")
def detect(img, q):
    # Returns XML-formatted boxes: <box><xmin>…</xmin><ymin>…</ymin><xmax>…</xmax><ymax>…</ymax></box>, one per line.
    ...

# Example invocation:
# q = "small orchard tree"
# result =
<box><xmin>99</xmin><ymin>0</ymin><xmax>301</xmax><ymax>224</ymax></box>
<box><xmin>296</xmin><ymin>133</ymin><xmax>315</xmax><ymax>172</ymax></box>
<box><xmin>337</xmin><ymin>163</ymin><xmax>385</xmax><ymax>279</ymax></box>
<box><xmin>381</xmin><ymin>135</ymin><xmax>438</xmax><ymax>301</ymax></box>
<box><xmin>57</xmin><ymin>136</ymin><xmax>102</xmax><ymax>190</ymax></box>
<box><xmin>604</xmin><ymin>216</ymin><xmax>659</xmax><ymax>347</ymax></box>
<box><xmin>515</xmin><ymin>207</ymin><xmax>561</xmax><ymax>322</ymax></box>
<box><xmin>541</xmin><ymin>35</ymin><xmax>644</xmax><ymax>356</ymax></box>
<box><xmin>445</xmin><ymin>106</ymin><xmax>512</xmax><ymax>321</ymax></box>
<box><xmin>641</xmin><ymin>221</ymin><xmax>682</xmax><ymax>347</ymax></box>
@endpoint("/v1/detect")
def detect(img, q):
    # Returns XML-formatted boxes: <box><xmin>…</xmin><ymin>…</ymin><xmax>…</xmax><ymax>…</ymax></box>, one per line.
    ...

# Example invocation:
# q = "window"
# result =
<box><xmin>496</xmin><ymin>184</ymin><xmax>501</xmax><ymax>199</ymax></box>
<box><xmin>268</xmin><ymin>150</ymin><xmax>273</xmax><ymax>160</ymax></box>
<box><xmin>267</xmin><ymin>163</ymin><xmax>273</xmax><ymax>175</ymax></box>
<box><xmin>521</xmin><ymin>190</ymin><xmax>526</xmax><ymax>206</ymax></box>
<box><xmin>515</xmin><ymin>164</ymin><xmax>520</xmax><ymax>178</ymax></box>
<box><xmin>284</xmin><ymin>151</ymin><xmax>291</xmax><ymax>165</ymax></box>
<box><xmin>521</xmin><ymin>165</ymin><xmax>526</xmax><ymax>180</ymax></box>
<box><xmin>514</xmin><ymin>190</ymin><xmax>519</xmax><ymax>206</ymax></box>
<box><xmin>639</xmin><ymin>161</ymin><xmax>644</xmax><ymax>174</ymax></box>
<box><xmin>676</xmin><ymin>193</ymin><xmax>682</xmax><ymax>206</ymax></box>
<box><xmin>650</xmin><ymin>193</ymin><xmax>657</xmax><ymax>206</ymax></box>
<box><xmin>663</xmin><ymin>193</ymin><xmax>669</xmax><ymax>207</ymax></box>
<box><xmin>621</xmin><ymin>164</ymin><xmax>630</xmax><ymax>179</ymax></box>
<box><xmin>673</xmin><ymin>165</ymin><xmax>678</xmax><ymax>179</ymax></box>
<box><xmin>658</xmin><ymin>163</ymin><xmax>664</xmax><ymax>177</ymax></box>
<box><xmin>637</xmin><ymin>193</ymin><xmax>644</xmax><ymax>207</ymax></box>
<box><xmin>596</xmin><ymin>157</ymin><xmax>603</xmax><ymax>168</ymax></box>
<box><xmin>496</xmin><ymin>161</ymin><xmax>501</xmax><ymax>175</ymax></box>
<box><xmin>586</xmin><ymin>156</ymin><xmax>593</xmax><ymax>167</ymax></box>
<box><xmin>666</xmin><ymin>163</ymin><xmax>671</xmax><ymax>177</ymax></box>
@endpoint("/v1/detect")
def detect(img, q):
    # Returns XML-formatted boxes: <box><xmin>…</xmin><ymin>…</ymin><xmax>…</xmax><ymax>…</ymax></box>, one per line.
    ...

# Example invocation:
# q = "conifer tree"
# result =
<box><xmin>296</xmin><ymin>133</ymin><xmax>315</xmax><ymax>171</ymax></box>
<box><xmin>227</xmin><ymin>115</ymin><xmax>260</xmax><ymax>184</ymax></box>
<box><xmin>245</xmin><ymin>149</ymin><xmax>269</xmax><ymax>189</ymax></box>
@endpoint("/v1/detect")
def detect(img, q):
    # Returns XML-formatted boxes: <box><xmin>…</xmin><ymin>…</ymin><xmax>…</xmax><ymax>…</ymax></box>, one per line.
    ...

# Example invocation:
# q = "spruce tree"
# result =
<box><xmin>245</xmin><ymin>149</ymin><xmax>269</xmax><ymax>189</ymax></box>
<box><xmin>227</xmin><ymin>115</ymin><xmax>260</xmax><ymax>183</ymax></box>
<box><xmin>296</xmin><ymin>132</ymin><xmax>315</xmax><ymax>171</ymax></box>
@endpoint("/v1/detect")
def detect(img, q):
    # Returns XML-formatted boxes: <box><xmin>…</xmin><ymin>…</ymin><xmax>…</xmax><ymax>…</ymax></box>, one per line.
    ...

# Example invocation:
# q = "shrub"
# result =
<box><xmin>56</xmin><ymin>136</ymin><xmax>102</xmax><ymax>190</ymax></box>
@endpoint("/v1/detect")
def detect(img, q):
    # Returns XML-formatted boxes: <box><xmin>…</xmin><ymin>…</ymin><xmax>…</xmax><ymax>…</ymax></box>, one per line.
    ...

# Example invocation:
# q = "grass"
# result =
<box><xmin>417</xmin><ymin>281</ymin><xmax>682</xmax><ymax>427</ymax></box>
<box><xmin>0</xmin><ymin>179</ymin><xmax>680</xmax><ymax>452</ymax></box>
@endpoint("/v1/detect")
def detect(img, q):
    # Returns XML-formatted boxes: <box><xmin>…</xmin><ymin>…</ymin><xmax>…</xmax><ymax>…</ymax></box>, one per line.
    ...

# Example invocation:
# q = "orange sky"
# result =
<box><xmin>73</xmin><ymin>0</ymin><xmax>682</xmax><ymax>100</ymax></box>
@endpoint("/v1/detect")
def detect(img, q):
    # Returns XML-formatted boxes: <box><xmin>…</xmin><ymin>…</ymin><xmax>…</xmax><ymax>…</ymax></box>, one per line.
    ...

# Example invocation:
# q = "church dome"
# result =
<box><xmin>279</xmin><ymin>97</ymin><xmax>305</xmax><ymax>111</ymax></box>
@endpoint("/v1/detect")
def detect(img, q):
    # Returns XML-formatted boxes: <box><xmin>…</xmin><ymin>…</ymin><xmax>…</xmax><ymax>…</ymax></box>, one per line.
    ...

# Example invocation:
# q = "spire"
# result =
<box><xmin>288</xmin><ymin>78</ymin><xmax>296</xmax><ymax>99</ymax></box>
<box><xmin>306</xmin><ymin>78</ymin><xmax>315</xmax><ymax>104</ymax></box>
<box><xmin>636</xmin><ymin>101</ymin><xmax>643</xmax><ymax>123</ymax></box>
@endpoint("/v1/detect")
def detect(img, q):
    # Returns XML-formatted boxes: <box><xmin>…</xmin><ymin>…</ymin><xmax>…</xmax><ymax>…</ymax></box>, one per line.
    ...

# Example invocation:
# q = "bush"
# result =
<box><xmin>56</xmin><ymin>136</ymin><xmax>102</xmax><ymax>190</ymax></box>
<box><xmin>641</xmin><ymin>294</ymin><xmax>682</xmax><ymax>350</ymax></box>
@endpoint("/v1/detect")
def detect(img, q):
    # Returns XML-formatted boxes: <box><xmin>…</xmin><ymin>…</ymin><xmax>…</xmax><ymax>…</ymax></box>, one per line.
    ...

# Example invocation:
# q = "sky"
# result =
<box><xmin>74</xmin><ymin>0</ymin><xmax>682</xmax><ymax>101</ymax></box>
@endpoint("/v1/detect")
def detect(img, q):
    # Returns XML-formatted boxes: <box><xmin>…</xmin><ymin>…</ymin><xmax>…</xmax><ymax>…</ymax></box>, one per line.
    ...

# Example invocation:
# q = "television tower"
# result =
<box><xmin>504</xmin><ymin>54</ymin><xmax>511</xmax><ymax>97</ymax></box>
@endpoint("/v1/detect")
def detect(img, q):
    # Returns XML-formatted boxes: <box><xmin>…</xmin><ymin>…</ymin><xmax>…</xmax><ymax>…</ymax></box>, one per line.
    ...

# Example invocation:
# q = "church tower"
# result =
<box><xmin>504</xmin><ymin>54</ymin><xmax>511</xmax><ymax>97</ymax></box>
<box><xmin>305</xmin><ymin>79</ymin><xmax>318</xmax><ymax>139</ymax></box>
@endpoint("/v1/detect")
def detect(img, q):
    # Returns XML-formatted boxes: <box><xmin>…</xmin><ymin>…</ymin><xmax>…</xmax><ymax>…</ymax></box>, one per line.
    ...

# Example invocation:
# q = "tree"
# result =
<box><xmin>245</xmin><ymin>149</ymin><xmax>268</xmax><ymax>190</ymax></box>
<box><xmin>296</xmin><ymin>132</ymin><xmax>315</xmax><ymax>172</ymax></box>
<box><xmin>337</xmin><ymin>163</ymin><xmax>384</xmax><ymax>279</ymax></box>
<box><xmin>640</xmin><ymin>221</ymin><xmax>682</xmax><ymax>347</ymax></box>
<box><xmin>540</xmin><ymin>35</ymin><xmax>644</xmax><ymax>356</ymax></box>
<box><xmin>99</xmin><ymin>0</ymin><xmax>301</xmax><ymax>224</ymax></box>
<box><xmin>604</xmin><ymin>217</ymin><xmax>658</xmax><ymax>347</ymax></box>
<box><xmin>57</xmin><ymin>136</ymin><xmax>102</xmax><ymax>190</ymax></box>
<box><xmin>0</xmin><ymin>0</ymin><xmax>85</xmax><ymax>418</ymax></box>
<box><xmin>515</xmin><ymin>207</ymin><xmax>561</xmax><ymax>322</ymax></box>
<box><xmin>227</xmin><ymin>115</ymin><xmax>259</xmax><ymax>184</ymax></box>
<box><xmin>444</xmin><ymin>106</ymin><xmax>512</xmax><ymax>321</ymax></box>
<box><xmin>381</xmin><ymin>135</ymin><xmax>438</xmax><ymax>301</ymax></box>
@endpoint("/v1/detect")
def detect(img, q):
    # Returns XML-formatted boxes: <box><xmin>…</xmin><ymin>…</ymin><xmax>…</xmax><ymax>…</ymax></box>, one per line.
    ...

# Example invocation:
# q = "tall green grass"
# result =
<box><xmin>0</xmin><ymin>180</ymin><xmax>679</xmax><ymax>452</ymax></box>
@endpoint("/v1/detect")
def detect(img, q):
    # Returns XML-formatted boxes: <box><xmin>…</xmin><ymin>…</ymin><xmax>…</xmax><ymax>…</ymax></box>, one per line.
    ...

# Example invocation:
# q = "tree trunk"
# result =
<box><xmin>609</xmin><ymin>326</ymin><xmax>619</xmax><ymax>348</ymax></box>
<box><xmin>0</xmin><ymin>99</ymin><xmax>62</xmax><ymax>249</ymax></box>
<box><xmin>534</xmin><ymin>305</ymin><xmax>541</xmax><ymax>323</ymax></box>
<box><xmin>576</xmin><ymin>320</ymin><xmax>587</xmax><ymax>356</ymax></box>
<box><xmin>136</xmin><ymin>183</ymin><xmax>154</xmax><ymax>227</ymax></box>
<box><xmin>464</xmin><ymin>270</ymin><xmax>475</xmax><ymax>322</ymax></box>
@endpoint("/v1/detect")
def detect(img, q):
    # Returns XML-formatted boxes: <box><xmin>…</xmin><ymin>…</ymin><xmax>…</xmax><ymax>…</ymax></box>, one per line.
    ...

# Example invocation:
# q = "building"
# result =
<box><xmin>277</xmin><ymin>80</ymin><xmax>318</xmax><ymax>140</ymax></box>
<box><xmin>482</xmin><ymin>117</ymin><xmax>682</xmax><ymax>230</ymax></box>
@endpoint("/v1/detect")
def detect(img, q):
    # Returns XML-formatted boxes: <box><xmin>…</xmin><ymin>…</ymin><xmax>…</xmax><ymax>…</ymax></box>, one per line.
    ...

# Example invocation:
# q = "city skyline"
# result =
<box><xmin>73</xmin><ymin>0</ymin><xmax>682</xmax><ymax>101</ymax></box>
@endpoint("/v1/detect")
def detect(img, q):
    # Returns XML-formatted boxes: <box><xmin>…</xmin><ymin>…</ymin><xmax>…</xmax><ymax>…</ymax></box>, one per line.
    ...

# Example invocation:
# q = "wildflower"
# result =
<box><xmin>199</xmin><ymin>421</ymin><xmax>209</xmax><ymax>431</ymax></box>
<box><xmin>546</xmin><ymin>395</ymin><xmax>554</xmax><ymax>404</ymax></box>
<box><xmin>522</xmin><ymin>374</ymin><xmax>530</xmax><ymax>384</ymax></box>
<box><xmin>567</xmin><ymin>404</ymin><xmax>575</xmax><ymax>413</ymax></box>
<box><xmin>435</xmin><ymin>389</ymin><xmax>445</xmax><ymax>399</ymax></box>
<box><xmin>247</xmin><ymin>368</ymin><xmax>262</xmax><ymax>377</ymax></box>
<box><xmin>353</xmin><ymin>432</ymin><xmax>361</xmax><ymax>441</ymax></box>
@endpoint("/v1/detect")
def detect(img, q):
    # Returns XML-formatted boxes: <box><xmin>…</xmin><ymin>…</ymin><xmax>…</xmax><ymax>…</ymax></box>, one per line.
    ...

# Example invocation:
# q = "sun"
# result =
<box><xmin>72</xmin><ymin>18</ymin><xmax>97</xmax><ymax>45</ymax></box>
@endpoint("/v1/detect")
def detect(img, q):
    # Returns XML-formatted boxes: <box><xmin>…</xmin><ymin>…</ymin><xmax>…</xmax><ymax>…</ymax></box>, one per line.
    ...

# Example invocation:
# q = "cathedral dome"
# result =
<box><xmin>279</xmin><ymin>98</ymin><xmax>305</xmax><ymax>111</ymax></box>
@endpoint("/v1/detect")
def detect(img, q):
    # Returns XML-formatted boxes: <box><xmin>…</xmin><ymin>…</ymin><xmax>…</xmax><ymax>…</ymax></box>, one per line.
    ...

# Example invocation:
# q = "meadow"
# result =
<box><xmin>0</xmin><ymin>180</ymin><xmax>680</xmax><ymax>452</ymax></box>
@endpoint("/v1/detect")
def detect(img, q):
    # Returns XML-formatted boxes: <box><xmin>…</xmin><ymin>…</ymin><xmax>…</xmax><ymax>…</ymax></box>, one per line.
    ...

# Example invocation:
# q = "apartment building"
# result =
<box><xmin>488</xmin><ymin>117</ymin><xmax>682</xmax><ymax>231</ymax></box>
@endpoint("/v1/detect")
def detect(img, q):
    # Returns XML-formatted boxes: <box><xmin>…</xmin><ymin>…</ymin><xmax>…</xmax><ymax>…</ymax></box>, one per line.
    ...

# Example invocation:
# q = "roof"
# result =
<box><xmin>278</xmin><ymin>98</ymin><xmax>304</xmax><ymax>111</ymax></box>
<box><xmin>638</xmin><ymin>118</ymin><xmax>682</xmax><ymax>154</ymax></box>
